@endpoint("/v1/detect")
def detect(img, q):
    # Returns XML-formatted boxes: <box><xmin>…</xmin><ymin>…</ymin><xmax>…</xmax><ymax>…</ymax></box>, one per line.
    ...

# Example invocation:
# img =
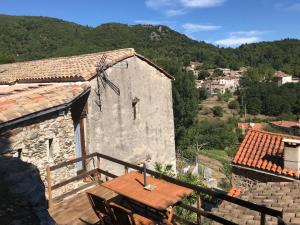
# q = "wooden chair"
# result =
<box><xmin>86</xmin><ymin>192</ymin><xmax>116</xmax><ymax>225</ymax></box>
<box><xmin>109</xmin><ymin>202</ymin><xmax>157</xmax><ymax>225</ymax></box>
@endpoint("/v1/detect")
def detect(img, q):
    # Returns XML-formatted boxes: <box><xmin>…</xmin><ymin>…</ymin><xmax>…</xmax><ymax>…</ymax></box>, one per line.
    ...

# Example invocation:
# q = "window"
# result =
<box><xmin>132</xmin><ymin>97</ymin><xmax>140</xmax><ymax>120</ymax></box>
<box><xmin>47</xmin><ymin>138</ymin><xmax>54</xmax><ymax>162</ymax></box>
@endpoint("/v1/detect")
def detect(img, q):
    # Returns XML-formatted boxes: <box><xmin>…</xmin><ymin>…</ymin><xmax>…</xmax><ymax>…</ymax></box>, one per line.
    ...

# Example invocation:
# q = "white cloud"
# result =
<box><xmin>166</xmin><ymin>9</ymin><xmax>187</xmax><ymax>16</ymax></box>
<box><xmin>145</xmin><ymin>0</ymin><xmax>226</xmax><ymax>16</ymax></box>
<box><xmin>134</xmin><ymin>20</ymin><xmax>165</xmax><ymax>25</ymax></box>
<box><xmin>215</xmin><ymin>36</ymin><xmax>260</xmax><ymax>47</ymax></box>
<box><xmin>180</xmin><ymin>0</ymin><xmax>226</xmax><ymax>8</ymax></box>
<box><xmin>183</xmin><ymin>23</ymin><xmax>222</xmax><ymax>33</ymax></box>
<box><xmin>214</xmin><ymin>29</ymin><xmax>269</xmax><ymax>47</ymax></box>
<box><xmin>145</xmin><ymin>0</ymin><xmax>173</xmax><ymax>10</ymax></box>
<box><xmin>229</xmin><ymin>30</ymin><xmax>267</xmax><ymax>36</ymax></box>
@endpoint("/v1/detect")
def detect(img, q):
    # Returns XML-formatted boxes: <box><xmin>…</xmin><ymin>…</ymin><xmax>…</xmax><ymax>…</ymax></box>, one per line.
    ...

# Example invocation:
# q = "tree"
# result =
<box><xmin>212</xmin><ymin>106</ymin><xmax>223</xmax><ymax>117</ymax></box>
<box><xmin>228</xmin><ymin>100</ymin><xmax>240</xmax><ymax>110</ymax></box>
<box><xmin>198</xmin><ymin>87</ymin><xmax>208</xmax><ymax>101</ymax></box>
<box><xmin>197</xmin><ymin>70</ymin><xmax>210</xmax><ymax>80</ymax></box>
<box><xmin>212</xmin><ymin>68</ymin><xmax>224</xmax><ymax>77</ymax></box>
<box><xmin>173</xmin><ymin>70</ymin><xmax>199</xmax><ymax>143</ymax></box>
<box><xmin>247</xmin><ymin>97</ymin><xmax>262</xmax><ymax>115</ymax></box>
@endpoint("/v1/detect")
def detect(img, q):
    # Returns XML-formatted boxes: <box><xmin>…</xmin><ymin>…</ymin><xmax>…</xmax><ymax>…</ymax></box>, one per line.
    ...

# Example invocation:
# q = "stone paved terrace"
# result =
<box><xmin>212</xmin><ymin>182</ymin><xmax>300</xmax><ymax>225</ymax></box>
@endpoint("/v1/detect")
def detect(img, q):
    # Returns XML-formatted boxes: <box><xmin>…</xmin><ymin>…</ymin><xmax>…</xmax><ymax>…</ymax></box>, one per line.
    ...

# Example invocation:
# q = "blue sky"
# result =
<box><xmin>0</xmin><ymin>0</ymin><xmax>300</xmax><ymax>47</ymax></box>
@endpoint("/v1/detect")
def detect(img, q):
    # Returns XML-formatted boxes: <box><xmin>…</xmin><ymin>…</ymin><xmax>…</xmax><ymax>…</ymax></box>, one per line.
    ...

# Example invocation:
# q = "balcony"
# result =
<box><xmin>46</xmin><ymin>153</ymin><xmax>286</xmax><ymax>225</ymax></box>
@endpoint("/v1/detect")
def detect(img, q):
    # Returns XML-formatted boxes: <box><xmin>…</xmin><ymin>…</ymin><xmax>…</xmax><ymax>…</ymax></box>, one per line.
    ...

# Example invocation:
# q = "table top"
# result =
<box><xmin>102</xmin><ymin>172</ymin><xmax>193</xmax><ymax>211</ymax></box>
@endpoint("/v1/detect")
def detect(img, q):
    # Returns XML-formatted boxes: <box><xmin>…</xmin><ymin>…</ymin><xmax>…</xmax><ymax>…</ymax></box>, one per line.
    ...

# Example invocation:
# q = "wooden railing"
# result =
<box><xmin>46</xmin><ymin>153</ymin><xmax>286</xmax><ymax>225</ymax></box>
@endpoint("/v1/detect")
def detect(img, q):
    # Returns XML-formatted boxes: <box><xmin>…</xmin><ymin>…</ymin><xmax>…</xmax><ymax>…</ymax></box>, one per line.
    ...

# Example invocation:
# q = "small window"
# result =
<box><xmin>132</xmin><ymin>97</ymin><xmax>140</xmax><ymax>120</ymax></box>
<box><xmin>47</xmin><ymin>138</ymin><xmax>54</xmax><ymax>162</ymax></box>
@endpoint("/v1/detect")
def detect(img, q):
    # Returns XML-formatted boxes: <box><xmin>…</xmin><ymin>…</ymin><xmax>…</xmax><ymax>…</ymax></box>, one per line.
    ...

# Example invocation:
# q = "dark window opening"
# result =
<box><xmin>48</xmin><ymin>138</ymin><xmax>54</xmax><ymax>162</ymax></box>
<box><xmin>132</xmin><ymin>97</ymin><xmax>140</xmax><ymax>120</ymax></box>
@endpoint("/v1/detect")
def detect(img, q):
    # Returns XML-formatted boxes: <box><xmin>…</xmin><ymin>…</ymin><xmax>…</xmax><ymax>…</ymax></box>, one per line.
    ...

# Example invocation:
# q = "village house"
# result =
<box><xmin>273</xmin><ymin>70</ymin><xmax>299</xmax><ymax>86</ymax></box>
<box><xmin>0</xmin><ymin>48</ymin><xmax>176</xmax><ymax>188</ymax></box>
<box><xmin>231</xmin><ymin>129</ymin><xmax>300</xmax><ymax>189</ymax></box>
<box><xmin>202</xmin><ymin>76</ymin><xmax>240</xmax><ymax>94</ymax></box>
<box><xmin>270</xmin><ymin>120</ymin><xmax>300</xmax><ymax>136</ymax></box>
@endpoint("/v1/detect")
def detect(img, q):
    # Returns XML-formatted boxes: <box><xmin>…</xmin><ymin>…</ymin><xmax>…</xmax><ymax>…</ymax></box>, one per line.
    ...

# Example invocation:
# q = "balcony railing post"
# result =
<box><xmin>260</xmin><ymin>204</ymin><xmax>266</xmax><ymax>225</ymax></box>
<box><xmin>196</xmin><ymin>194</ymin><xmax>201</xmax><ymax>224</ymax></box>
<box><xmin>46</xmin><ymin>165</ymin><xmax>53</xmax><ymax>208</ymax></box>
<box><xmin>96</xmin><ymin>154</ymin><xmax>101</xmax><ymax>183</ymax></box>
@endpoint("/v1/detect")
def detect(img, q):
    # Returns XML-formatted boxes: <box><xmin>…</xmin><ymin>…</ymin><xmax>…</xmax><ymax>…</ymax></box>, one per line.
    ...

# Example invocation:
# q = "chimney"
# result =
<box><xmin>283</xmin><ymin>139</ymin><xmax>300</xmax><ymax>172</ymax></box>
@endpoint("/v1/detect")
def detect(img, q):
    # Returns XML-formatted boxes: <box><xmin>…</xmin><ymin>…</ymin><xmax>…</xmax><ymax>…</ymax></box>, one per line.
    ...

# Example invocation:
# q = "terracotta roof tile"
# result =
<box><xmin>0</xmin><ymin>82</ymin><xmax>90</xmax><ymax>127</ymax></box>
<box><xmin>271</xmin><ymin>120</ymin><xmax>300</xmax><ymax>128</ymax></box>
<box><xmin>0</xmin><ymin>49</ymin><xmax>173</xmax><ymax>84</ymax></box>
<box><xmin>212</xmin><ymin>182</ymin><xmax>300</xmax><ymax>225</ymax></box>
<box><xmin>232</xmin><ymin>129</ymin><xmax>300</xmax><ymax>179</ymax></box>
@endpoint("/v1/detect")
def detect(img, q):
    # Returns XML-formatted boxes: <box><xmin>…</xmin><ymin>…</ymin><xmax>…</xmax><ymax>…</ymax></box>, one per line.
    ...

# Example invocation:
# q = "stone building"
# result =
<box><xmin>231</xmin><ymin>129</ymin><xmax>300</xmax><ymax>189</ymax></box>
<box><xmin>202</xmin><ymin>76</ymin><xmax>240</xmax><ymax>94</ymax></box>
<box><xmin>0</xmin><ymin>83</ymin><xmax>90</xmax><ymax>196</ymax></box>
<box><xmin>0</xmin><ymin>48</ymin><xmax>176</xmax><ymax>179</ymax></box>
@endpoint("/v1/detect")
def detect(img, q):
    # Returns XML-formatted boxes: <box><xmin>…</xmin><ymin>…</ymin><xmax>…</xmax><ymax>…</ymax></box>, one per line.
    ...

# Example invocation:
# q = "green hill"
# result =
<box><xmin>0</xmin><ymin>14</ymin><xmax>300</xmax><ymax>76</ymax></box>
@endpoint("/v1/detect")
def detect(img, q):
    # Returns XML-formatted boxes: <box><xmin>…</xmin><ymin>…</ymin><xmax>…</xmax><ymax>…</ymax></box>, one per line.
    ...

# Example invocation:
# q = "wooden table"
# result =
<box><xmin>102</xmin><ymin>172</ymin><xmax>193</xmax><ymax>214</ymax></box>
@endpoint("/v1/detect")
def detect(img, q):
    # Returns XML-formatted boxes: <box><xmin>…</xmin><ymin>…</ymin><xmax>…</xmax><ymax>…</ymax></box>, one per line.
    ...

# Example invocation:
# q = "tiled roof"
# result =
<box><xmin>228</xmin><ymin>187</ymin><xmax>242</xmax><ymax>197</ymax></box>
<box><xmin>0</xmin><ymin>82</ymin><xmax>90</xmax><ymax>127</ymax></box>
<box><xmin>0</xmin><ymin>49</ymin><xmax>173</xmax><ymax>84</ymax></box>
<box><xmin>271</xmin><ymin>121</ymin><xmax>300</xmax><ymax>128</ymax></box>
<box><xmin>232</xmin><ymin>129</ymin><xmax>300</xmax><ymax>179</ymax></box>
<box><xmin>212</xmin><ymin>182</ymin><xmax>300</xmax><ymax>225</ymax></box>
<box><xmin>273</xmin><ymin>70</ymin><xmax>289</xmax><ymax>78</ymax></box>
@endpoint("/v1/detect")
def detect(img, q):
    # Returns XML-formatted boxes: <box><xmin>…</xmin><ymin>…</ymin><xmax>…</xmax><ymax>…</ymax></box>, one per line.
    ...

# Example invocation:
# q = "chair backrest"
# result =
<box><xmin>110</xmin><ymin>203</ymin><xmax>136</xmax><ymax>225</ymax></box>
<box><xmin>86</xmin><ymin>192</ymin><xmax>112</xmax><ymax>222</ymax></box>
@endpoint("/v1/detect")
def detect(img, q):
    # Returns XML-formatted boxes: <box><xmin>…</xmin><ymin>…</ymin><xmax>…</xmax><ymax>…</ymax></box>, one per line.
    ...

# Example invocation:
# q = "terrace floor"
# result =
<box><xmin>49</xmin><ymin>185</ymin><xmax>117</xmax><ymax>225</ymax></box>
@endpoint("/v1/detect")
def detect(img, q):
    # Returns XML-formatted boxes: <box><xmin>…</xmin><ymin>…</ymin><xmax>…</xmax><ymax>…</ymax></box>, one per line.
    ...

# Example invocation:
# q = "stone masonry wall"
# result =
<box><xmin>0</xmin><ymin>112</ymin><xmax>78</xmax><ymax>198</ymax></box>
<box><xmin>232</xmin><ymin>167</ymin><xmax>292</xmax><ymax>190</ymax></box>
<box><xmin>86</xmin><ymin>56</ymin><xmax>176</xmax><ymax>176</ymax></box>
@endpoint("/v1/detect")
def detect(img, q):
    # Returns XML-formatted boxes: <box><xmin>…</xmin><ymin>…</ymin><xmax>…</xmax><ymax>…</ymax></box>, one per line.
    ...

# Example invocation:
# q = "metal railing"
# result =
<box><xmin>46</xmin><ymin>153</ymin><xmax>286</xmax><ymax>225</ymax></box>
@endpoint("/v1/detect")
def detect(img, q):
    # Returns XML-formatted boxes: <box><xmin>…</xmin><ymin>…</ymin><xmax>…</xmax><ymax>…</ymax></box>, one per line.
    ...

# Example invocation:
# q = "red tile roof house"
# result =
<box><xmin>231</xmin><ymin>129</ymin><xmax>300</xmax><ymax>189</ymax></box>
<box><xmin>0</xmin><ymin>49</ymin><xmax>177</xmax><ymax>196</ymax></box>
<box><xmin>270</xmin><ymin>120</ymin><xmax>300</xmax><ymax>136</ymax></box>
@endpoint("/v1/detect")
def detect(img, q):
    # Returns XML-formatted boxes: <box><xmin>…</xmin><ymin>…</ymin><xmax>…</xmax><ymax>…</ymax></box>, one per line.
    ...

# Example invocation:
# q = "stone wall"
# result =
<box><xmin>232</xmin><ymin>166</ymin><xmax>292</xmax><ymax>190</ymax></box>
<box><xmin>0</xmin><ymin>112</ymin><xmax>78</xmax><ymax>197</ymax></box>
<box><xmin>86</xmin><ymin>56</ymin><xmax>176</xmax><ymax>175</ymax></box>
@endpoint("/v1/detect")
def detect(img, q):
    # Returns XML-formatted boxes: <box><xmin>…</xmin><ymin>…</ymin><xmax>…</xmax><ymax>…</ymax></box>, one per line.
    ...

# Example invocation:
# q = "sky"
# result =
<box><xmin>0</xmin><ymin>0</ymin><xmax>300</xmax><ymax>47</ymax></box>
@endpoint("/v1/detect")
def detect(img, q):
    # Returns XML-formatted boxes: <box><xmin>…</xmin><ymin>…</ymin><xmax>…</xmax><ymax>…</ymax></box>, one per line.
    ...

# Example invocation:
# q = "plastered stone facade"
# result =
<box><xmin>0</xmin><ymin>112</ymin><xmax>78</xmax><ymax>197</ymax></box>
<box><xmin>86</xmin><ymin>56</ymin><xmax>176</xmax><ymax>175</ymax></box>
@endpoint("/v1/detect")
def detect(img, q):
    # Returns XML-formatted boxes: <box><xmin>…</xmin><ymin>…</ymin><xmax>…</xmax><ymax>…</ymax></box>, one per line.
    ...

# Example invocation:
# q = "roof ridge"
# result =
<box><xmin>248</xmin><ymin>128</ymin><xmax>300</xmax><ymax>139</ymax></box>
<box><xmin>0</xmin><ymin>48</ymin><xmax>135</xmax><ymax>66</ymax></box>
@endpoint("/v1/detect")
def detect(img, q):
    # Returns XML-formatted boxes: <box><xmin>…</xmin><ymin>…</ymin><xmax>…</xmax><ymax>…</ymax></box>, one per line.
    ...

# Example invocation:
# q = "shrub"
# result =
<box><xmin>212</xmin><ymin>106</ymin><xmax>223</xmax><ymax>117</ymax></box>
<box><xmin>228</xmin><ymin>100</ymin><xmax>240</xmax><ymax>110</ymax></box>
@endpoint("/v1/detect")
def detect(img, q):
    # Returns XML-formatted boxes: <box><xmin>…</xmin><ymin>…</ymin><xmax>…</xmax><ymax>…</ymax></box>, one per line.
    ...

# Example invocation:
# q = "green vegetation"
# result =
<box><xmin>198</xmin><ymin>87</ymin><xmax>208</xmax><ymax>101</ymax></box>
<box><xmin>238</xmin><ymin>82</ymin><xmax>300</xmax><ymax>117</ymax></box>
<box><xmin>228</xmin><ymin>100</ymin><xmax>240</xmax><ymax>110</ymax></box>
<box><xmin>212</xmin><ymin>68</ymin><xmax>224</xmax><ymax>77</ymax></box>
<box><xmin>198</xmin><ymin>150</ymin><xmax>230</xmax><ymax>164</ymax></box>
<box><xmin>211</xmin><ymin>106</ymin><xmax>223</xmax><ymax>117</ymax></box>
<box><xmin>1</xmin><ymin>14</ymin><xmax>300</xmax><ymax>79</ymax></box>
<box><xmin>177</xmin><ymin>118</ymin><xmax>241</xmax><ymax>160</ymax></box>
<box><xmin>217</xmin><ymin>89</ymin><xmax>233</xmax><ymax>102</ymax></box>
<box><xmin>197</xmin><ymin>70</ymin><xmax>210</xmax><ymax>80</ymax></box>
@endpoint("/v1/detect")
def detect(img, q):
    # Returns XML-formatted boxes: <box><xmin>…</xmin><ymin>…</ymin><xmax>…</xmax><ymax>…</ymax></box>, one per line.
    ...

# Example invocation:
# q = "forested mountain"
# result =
<box><xmin>1</xmin><ymin>14</ymin><xmax>300</xmax><ymax>77</ymax></box>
